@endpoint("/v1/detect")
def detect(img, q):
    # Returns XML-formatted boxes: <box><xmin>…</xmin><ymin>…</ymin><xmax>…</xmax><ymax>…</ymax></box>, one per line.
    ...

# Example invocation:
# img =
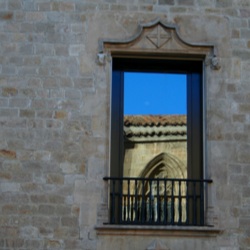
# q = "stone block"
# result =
<box><xmin>54</xmin><ymin>44</ymin><xmax>69</xmax><ymax>56</ymax></box>
<box><xmin>0</xmin><ymin>12</ymin><xmax>13</xmax><ymax>22</ymax></box>
<box><xmin>30</xmin><ymin>194</ymin><xmax>48</xmax><ymax>204</ymax></box>
<box><xmin>20</xmin><ymin>109</ymin><xmax>35</xmax><ymax>118</ymax></box>
<box><xmin>35</xmin><ymin>44</ymin><xmax>54</xmax><ymax>56</ymax></box>
<box><xmin>26</xmin><ymin>12</ymin><xmax>45</xmax><ymax>22</ymax></box>
<box><xmin>48</xmin><ymin>194</ymin><xmax>65</xmax><ymax>204</ymax></box>
<box><xmin>60</xmin><ymin>162</ymin><xmax>78</xmax><ymax>174</ymax></box>
<box><xmin>54</xmin><ymin>226</ymin><xmax>78</xmax><ymax>238</ymax></box>
<box><xmin>2</xmin><ymin>204</ymin><xmax>17</xmax><ymax>214</ymax></box>
<box><xmin>0</xmin><ymin>226</ymin><xmax>18</xmax><ymax>238</ymax></box>
<box><xmin>23</xmin><ymin>0</ymin><xmax>36</xmax><ymax>11</ymax></box>
<box><xmin>9</xmin><ymin>98</ymin><xmax>29</xmax><ymax>108</ymax></box>
<box><xmin>19</xmin><ymin>226</ymin><xmax>39</xmax><ymax>239</ymax></box>
<box><xmin>0</xmin><ymin>183</ymin><xmax>20</xmax><ymax>192</ymax></box>
<box><xmin>59</xmin><ymin>2</ymin><xmax>75</xmax><ymax>11</ymax></box>
<box><xmin>240</xmin><ymin>9</ymin><xmax>250</xmax><ymax>17</ymax></box>
<box><xmin>46</xmin><ymin>120</ymin><xmax>63</xmax><ymax>129</ymax></box>
<box><xmin>44</xmin><ymin>239</ymin><xmax>62</xmax><ymax>249</ymax></box>
<box><xmin>139</xmin><ymin>5</ymin><xmax>153</xmax><ymax>11</ymax></box>
<box><xmin>36</xmin><ymin>110</ymin><xmax>53</xmax><ymax>119</ymax></box>
<box><xmin>18</xmin><ymin>204</ymin><xmax>38</xmax><ymax>215</ymax></box>
<box><xmin>38</xmin><ymin>205</ymin><xmax>55</xmax><ymax>216</ymax></box>
<box><xmin>0</xmin><ymin>108</ymin><xmax>17</xmax><ymax>117</ymax></box>
<box><xmin>0</xmin><ymin>149</ymin><xmax>16</xmax><ymax>159</ymax></box>
<box><xmin>54</xmin><ymin>111</ymin><xmax>68</xmax><ymax>119</ymax></box>
<box><xmin>75</xmin><ymin>3</ymin><xmax>98</xmax><ymax>12</ymax></box>
<box><xmin>1</xmin><ymin>65</ymin><xmax>17</xmax><ymax>75</ymax></box>
<box><xmin>31</xmin><ymin>99</ymin><xmax>48</xmax><ymax>109</ymax></box>
<box><xmin>5</xmin><ymin>239</ymin><xmax>24</xmax><ymax>248</ymax></box>
<box><xmin>0</xmin><ymin>172</ymin><xmax>12</xmax><ymax>181</ymax></box>
<box><xmin>0</xmin><ymin>97</ymin><xmax>8</xmax><ymax>107</ymax></box>
<box><xmin>80</xmin><ymin>202</ymin><xmax>97</xmax><ymax>227</ymax></box>
<box><xmin>229</xmin><ymin>174</ymin><xmax>249</xmax><ymax>186</ymax></box>
<box><xmin>239</xmin><ymin>218</ymin><xmax>250</xmax><ymax>228</ymax></box>
<box><xmin>13</xmin><ymin>171</ymin><xmax>32</xmax><ymax>183</ymax></box>
<box><xmin>65</xmin><ymin>89</ymin><xmax>82</xmax><ymax>99</ymax></box>
<box><xmin>177</xmin><ymin>0</ymin><xmax>195</xmax><ymax>5</ymax></box>
<box><xmin>74</xmin><ymin>180</ymin><xmax>101</xmax><ymax>203</ymax></box>
<box><xmin>46</xmin><ymin>173</ymin><xmax>64</xmax><ymax>185</ymax></box>
<box><xmin>159</xmin><ymin>0</ymin><xmax>174</xmax><ymax>4</ymax></box>
<box><xmin>18</xmin><ymin>44</ymin><xmax>34</xmax><ymax>55</ymax></box>
<box><xmin>69</xmin><ymin>45</ymin><xmax>85</xmax><ymax>56</ymax></box>
<box><xmin>61</xmin><ymin>216</ymin><xmax>78</xmax><ymax>227</ymax></box>
<box><xmin>0</xmin><ymin>1</ymin><xmax>6</xmax><ymax>10</ymax></box>
<box><xmin>55</xmin><ymin>205</ymin><xmax>71</xmax><ymax>216</ymax></box>
<box><xmin>87</xmin><ymin>157</ymin><xmax>105</xmax><ymax>179</ymax></box>
<box><xmin>23</xmin><ymin>239</ymin><xmax>43</xmax><ymax>249</ymax></box>
<box><xmin>8</xmin><ymin>0</ymin><xmax>22</xmax><ymax>10</ymax></box>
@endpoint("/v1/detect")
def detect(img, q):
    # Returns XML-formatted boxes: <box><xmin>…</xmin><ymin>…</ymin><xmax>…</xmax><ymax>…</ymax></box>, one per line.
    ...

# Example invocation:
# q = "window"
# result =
<box><xmin>104</xmin><ymin>57</ymin><xmax>212</xmax><ymax>226</ymax></box>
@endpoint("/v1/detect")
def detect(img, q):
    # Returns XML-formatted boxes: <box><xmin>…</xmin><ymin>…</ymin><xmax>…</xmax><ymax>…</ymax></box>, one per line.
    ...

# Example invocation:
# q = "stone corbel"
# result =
<box><xmin>96</xmin><ymin>53</ymin><xmax>106</xmax><ymax>65</ymax></box>
<box><xmin>96</xmin><ymin>53</ymin><xmax>111</xmax><ymax>65</ymax></box>
<box><xmin>205</xmin><ymin>55</ymin><xmax>221</xmax><ymax>70</ymax></box>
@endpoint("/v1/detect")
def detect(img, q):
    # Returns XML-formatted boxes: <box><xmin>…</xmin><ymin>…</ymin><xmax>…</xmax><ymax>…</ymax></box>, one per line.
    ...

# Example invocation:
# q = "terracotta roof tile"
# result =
<box><xmin>124</xmin><ymin>115</ymin><xmax>186</xmax><ymax>127</ymax></box>
<box><xmin>124</xmin><ymin>115</ymin><xmax>187</xmax><ymax>142</ymax></box>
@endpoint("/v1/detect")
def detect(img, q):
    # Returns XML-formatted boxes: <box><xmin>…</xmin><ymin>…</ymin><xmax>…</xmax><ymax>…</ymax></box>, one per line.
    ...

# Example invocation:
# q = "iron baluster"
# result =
<box><xmin>178</xmin><ymin>180</ymin><xmax>181</xmax><ymax>225</ymax></box>
<box><xmin>163</xmin><ymin>179</ymin><xmax>167</xmax><ymax>224</ymax></box>
<box><xmin>111</xmin><ymin>179</ymin><xmax>116</xmax><ymax>224</ymax></box>
<box><xmin>171</xmin><ymin>180</ymin><xmax>174</xmax><ymax>225</ymax></box>
<box><xmin>141</xmin><ymin>179</ymin><xmax>145</xmax><ymax>223</ymax></box>
<box><xmin>200</xmin><ymin>182</ymin><xmax>204</xmax><ymax>226</ymax></box>
<box><xmin>186</xmin><ymin>180</ymin><xmax>189</xmax><ymax>225</ymax></box>
<box><xmin>135</xmin><ymin>179</ymin><xmax>138</xmax><ymax>223</ymax></box>
<box><xmin>127</xmin><ymin>179</ymin><xmax>130</xmax><ymax>222</ymax></box>
<box><xmin>119</xmin><ymin>179</ymin><xmax>122</xmax><ymax>224</ymax></box>
<box><xmin>103</xmin><ymin>177</ymin><xmax>212</xmax><ymax>226</ymax></box>
<box><xmin>157</xmin><ymin>179</ymin><xmax>160</xmax><ymax>223</ymax></box>
<box><xmin>193</xmin><ymin>181</ymin><xmax>197</xmax><ymax>225</ymax></box>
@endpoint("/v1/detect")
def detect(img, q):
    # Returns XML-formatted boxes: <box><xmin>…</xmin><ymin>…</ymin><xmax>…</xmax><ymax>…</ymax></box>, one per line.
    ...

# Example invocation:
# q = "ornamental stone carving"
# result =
<box><xmin>97</xmin><ymin>19</ymin><xmax>220</xmax><ymax>70</ymax></box>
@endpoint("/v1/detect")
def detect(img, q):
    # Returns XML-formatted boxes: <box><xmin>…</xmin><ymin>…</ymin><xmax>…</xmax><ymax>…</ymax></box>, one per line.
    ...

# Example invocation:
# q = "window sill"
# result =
<box><xmin>95</xmin><ymin>225</ymin><xmax>221</xmax><ymax>237</ymax></box>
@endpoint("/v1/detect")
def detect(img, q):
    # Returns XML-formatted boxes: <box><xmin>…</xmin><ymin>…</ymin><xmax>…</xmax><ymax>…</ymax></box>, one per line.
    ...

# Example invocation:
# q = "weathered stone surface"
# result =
<box><xmin>0</xmin><ymin>149</ymin><xmax>16</xmax><ymax>159</ymax></box>
<box><xmin>0</xmin><ymin>0</ymin><xmax>249</xmax><ymax>249</ymax></box>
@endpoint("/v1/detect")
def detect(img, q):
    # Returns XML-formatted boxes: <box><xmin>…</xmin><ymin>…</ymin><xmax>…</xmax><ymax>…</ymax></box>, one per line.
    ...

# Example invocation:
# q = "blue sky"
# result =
<box><xmin>124</xmin><ymin>72</ymin><xmax>187</xmax><ymax>115</ymax></box>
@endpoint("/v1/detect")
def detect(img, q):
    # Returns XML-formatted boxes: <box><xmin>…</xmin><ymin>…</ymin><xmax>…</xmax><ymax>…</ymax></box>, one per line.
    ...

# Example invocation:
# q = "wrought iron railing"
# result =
<box><xmin>103</xmin><ymin>177</ymin><xmax>212</xmax><ymax>226</ymax></box>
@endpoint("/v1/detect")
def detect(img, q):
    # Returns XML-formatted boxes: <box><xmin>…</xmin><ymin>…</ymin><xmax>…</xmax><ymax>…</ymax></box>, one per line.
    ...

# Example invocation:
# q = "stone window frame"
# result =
<box><xmin>96</xmin><ymin>19</ymin><xmax>221</xmax><ymax>236</ymax></box>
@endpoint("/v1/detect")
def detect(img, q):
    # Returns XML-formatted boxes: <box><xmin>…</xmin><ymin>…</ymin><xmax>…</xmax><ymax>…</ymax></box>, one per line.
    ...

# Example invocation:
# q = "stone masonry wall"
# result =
<box><xmin>0</xmin><ymin>0</ymin><xmax>250</xmax><ymax>249</ymax></box>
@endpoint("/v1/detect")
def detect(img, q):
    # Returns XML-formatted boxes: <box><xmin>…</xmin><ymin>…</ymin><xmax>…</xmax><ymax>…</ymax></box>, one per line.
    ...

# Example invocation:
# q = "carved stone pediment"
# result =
<box><xmin>97</xmin><ymin>19</ymin><xmax>220</xmax><ymax>70</ymax></box>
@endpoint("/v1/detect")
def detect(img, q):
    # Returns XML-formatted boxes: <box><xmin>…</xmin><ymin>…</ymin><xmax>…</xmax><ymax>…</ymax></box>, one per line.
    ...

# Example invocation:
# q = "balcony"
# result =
<box><xmin>103</xmin><ymin>177</ymin><xmax>212</xmax><ymax>226</ymax></box>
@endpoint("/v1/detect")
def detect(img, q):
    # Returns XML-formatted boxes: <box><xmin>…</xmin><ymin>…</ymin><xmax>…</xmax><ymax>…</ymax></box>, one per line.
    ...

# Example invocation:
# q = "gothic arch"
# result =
<box><xmin>137</xmin><ymin>152</ymin><xmax>187</xmax><ymax>222</ymax></box>
<box><xmin>139</xmin><ymin>152</ymin><xmax>186</xmax><ymax>180</ymax></box>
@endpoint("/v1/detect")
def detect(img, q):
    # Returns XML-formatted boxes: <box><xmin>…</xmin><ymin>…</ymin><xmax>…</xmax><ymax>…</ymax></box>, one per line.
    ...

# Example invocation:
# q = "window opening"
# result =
<box><xmin>104</xmin><ymin>57</ymin><xmax>212</xmax><ymax>226</ymax></box>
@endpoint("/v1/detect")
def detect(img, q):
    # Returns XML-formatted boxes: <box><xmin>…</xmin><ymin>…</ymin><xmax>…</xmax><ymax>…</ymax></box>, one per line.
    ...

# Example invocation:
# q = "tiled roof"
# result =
<box><xmin>124</xmin><ymin>115</ymin><xmax>186</xmax><ymax>127</ymax></box>
<box><xmin>124</xmin><ymin>115</ymin><xmax>187</xmax><ymax>142</ymax></box>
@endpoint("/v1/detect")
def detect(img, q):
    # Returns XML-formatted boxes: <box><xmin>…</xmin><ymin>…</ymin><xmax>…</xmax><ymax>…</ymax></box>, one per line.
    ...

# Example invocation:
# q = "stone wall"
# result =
<box><xmin>0</xmin><ymin>0</ymin><xmax>250</xmax><ymax>249</ymax></box>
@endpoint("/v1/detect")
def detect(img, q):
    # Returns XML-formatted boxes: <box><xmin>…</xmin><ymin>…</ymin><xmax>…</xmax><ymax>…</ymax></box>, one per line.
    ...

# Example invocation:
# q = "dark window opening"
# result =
<box><xmin>104</xmin><ymin>57</ymin><xmax>212</xmax><ymax>226</ymax></box>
